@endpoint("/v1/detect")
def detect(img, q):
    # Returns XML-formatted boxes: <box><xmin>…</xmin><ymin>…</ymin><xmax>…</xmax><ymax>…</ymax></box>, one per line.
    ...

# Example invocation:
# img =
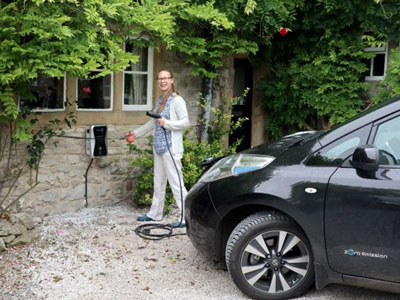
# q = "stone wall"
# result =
<box><xmin>16</xmin><ymin>125</ymin><xmax>137</xmax><ymax>217</ymax></box>
<box><xmin>12</xmin><ymin>123</ymin><xmax>201</xmax><ymax>218</ymax></box>
<box><xmin>0</xmin><ymin>213</ymin><xmax>41</xmax><ymax>251</ymax></box>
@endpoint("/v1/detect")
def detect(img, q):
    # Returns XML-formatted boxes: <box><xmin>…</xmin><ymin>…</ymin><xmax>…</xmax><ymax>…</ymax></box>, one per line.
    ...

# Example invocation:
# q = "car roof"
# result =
<box><xmin>319</xmin><ymin>95</ymin><xmax>400</xmax><ymax>146</ymax></box>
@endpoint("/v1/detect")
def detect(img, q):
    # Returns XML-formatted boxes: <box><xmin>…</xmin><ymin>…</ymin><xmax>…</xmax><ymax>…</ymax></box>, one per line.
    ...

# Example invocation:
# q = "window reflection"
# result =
<box><xmin>20</xmin><ymin>74</ymin><xmax>65</xmax><ymax>110</ymax></box>
<box><xmin>307</xmin><ymin>127</ymin><xmax>369</xmax><ymax>167</ymax></box>
<box><xmin>374</xmin><ymin>116</ymin><xmax>400</xmax><ymax>166</ymax></box>
<box><xmin>77</xmin><ymin>71</ymin><xmax>112</xmax><ymax>110</ymax></box>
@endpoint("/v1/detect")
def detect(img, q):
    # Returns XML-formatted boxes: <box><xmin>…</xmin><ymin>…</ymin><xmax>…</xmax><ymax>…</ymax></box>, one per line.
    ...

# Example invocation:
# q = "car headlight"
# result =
<box><xmin>199</xmin><ymin>154</ymin><xmax>275</xmax><ymax>183</ymax></box>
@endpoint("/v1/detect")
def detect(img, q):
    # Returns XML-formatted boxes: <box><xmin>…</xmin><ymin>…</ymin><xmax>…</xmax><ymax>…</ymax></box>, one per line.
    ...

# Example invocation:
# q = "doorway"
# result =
<box><xmin>229</xmin><ymin>59</ymin><xmax>253</xmax><ymax>151</ymax></box>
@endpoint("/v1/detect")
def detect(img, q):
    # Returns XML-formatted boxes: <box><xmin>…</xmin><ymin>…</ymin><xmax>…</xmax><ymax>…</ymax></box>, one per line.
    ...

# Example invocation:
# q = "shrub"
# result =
<box><xmin>373</xmin><ymin>48</ymin><xmax>400</xmax><ymax>104</ymax></box>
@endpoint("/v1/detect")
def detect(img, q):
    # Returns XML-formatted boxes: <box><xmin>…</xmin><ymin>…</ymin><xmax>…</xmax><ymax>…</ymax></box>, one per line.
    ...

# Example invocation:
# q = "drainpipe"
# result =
<box><xmin>200</xmin><ymin>77</ymin><xmax>213</xmax><ymax>142</ymax></box>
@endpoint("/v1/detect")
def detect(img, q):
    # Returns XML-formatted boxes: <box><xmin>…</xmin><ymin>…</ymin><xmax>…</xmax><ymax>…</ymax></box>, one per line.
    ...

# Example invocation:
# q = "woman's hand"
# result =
<box><xmin>157</xmin><ymin>117</ymin><xmax>166</xmax><ymax>127</ymax></box>
<box><xmin>126</xmin><ymin>131</ymin><xmax>136</xmax><ymax>143</ymax></box>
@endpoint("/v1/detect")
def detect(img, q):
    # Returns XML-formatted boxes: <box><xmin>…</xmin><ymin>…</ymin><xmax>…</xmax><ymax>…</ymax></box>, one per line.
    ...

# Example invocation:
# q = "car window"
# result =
<box><xmin>373</xmin><ymin>115</ymin><xmax>400</xmax><ymax>166</ymax></box>
<box><xmin>307</xmin><ymin>126</ymin><xmax>370</xmax><ymax>166</ymax></box>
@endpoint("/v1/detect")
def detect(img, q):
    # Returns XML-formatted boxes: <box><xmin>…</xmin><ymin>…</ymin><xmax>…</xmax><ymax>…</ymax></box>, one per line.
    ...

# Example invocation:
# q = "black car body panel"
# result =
<box><xmin>325</xmin><ymin>166</ymin><xmax>400</xmax><ymax>282</ymax></box>
<box><xmin>185</xmin><ymin>95</ymin><xmax>400</xmax><ymax>297</ymax></box>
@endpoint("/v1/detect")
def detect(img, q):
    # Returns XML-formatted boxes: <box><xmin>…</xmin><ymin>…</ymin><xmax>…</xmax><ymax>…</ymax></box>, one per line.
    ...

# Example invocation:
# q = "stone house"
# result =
<box><xmin>2</xmin><ymin>43</ymin><xmax>267</xmax><ymax>217</ymax></box>
<box><xmin>2</xmin><ymin>40</ymin><xmax>396</xmax><ymax>217</ymax></box>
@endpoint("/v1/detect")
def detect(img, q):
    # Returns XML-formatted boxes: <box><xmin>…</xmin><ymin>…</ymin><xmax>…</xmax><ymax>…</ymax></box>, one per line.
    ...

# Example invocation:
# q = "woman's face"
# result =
<box><xmin>157</xmin><ymin>71</ymin><xmax>174</xmax><ymax>93</ymax></box>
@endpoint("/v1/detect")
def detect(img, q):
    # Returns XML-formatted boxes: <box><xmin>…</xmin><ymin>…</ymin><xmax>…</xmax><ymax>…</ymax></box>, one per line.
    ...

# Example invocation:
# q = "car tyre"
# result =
<box><xmin>226</xmin><ymin>211</ymin><xmax>314</xmax><ymax>300</ymax></box>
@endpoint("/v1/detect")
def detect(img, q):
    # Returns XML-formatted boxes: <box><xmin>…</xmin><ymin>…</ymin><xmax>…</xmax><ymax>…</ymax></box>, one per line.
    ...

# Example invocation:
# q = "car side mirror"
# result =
<box><xmin>350</xmin><ymin>145</ymin><xmax>379</xmax><ymax>172</ymax></box>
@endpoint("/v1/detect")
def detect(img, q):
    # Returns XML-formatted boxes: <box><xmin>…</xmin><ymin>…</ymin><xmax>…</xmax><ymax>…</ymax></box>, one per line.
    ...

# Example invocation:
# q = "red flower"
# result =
<box><xmin>279</xmin><ymin>27</ymin><xmax>288</xmax><ymax>36</ymax></box>
<box><xmin>83</xmin><ymin>87</ymin><xmax>92</xmax><ymax>94</ymax></box>
<box><xmin>126</xmin><ymin>136</ymin><xmax>134</xmax><ymax>143</ymax></box>
<box><xmin>126</xmin><ymin>131</ymin><xmax>135</xmax><ymax>143</ymax></box>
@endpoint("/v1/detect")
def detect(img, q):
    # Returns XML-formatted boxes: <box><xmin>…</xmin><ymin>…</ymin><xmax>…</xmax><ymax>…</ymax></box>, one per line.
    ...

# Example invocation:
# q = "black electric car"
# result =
<box><xmin>185</xmin><ymin>95</ymin><xmax>400</xmax><ymax>300</ymax></box>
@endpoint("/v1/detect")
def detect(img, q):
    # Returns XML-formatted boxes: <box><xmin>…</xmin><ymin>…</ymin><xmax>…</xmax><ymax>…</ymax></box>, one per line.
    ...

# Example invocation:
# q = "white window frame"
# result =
<box><xmin>76</xmin><ymin>70</ymin><xmax>114</xmax><ymax>111</ymax></box>
<box><xmin>364</xmin><ymin>44</ymin><xmax>388</xmax><ymax>81</ymax></box>
<box><xmin>19</xmin><ymin>74</ymin><xmax>67</xmax><ymax>112</ymax></box>
<box><xmin>122</xmin><ymin>46</ymin><xmax>154</xmax><ymax>111</ymax></box>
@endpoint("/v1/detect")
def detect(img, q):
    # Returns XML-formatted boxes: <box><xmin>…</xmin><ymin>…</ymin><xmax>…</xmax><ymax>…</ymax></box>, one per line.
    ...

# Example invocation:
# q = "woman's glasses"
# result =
<box><xmin>156</xmin><ymin>77</ymin><xmax>172</xmax><ymax>81</ymax></box>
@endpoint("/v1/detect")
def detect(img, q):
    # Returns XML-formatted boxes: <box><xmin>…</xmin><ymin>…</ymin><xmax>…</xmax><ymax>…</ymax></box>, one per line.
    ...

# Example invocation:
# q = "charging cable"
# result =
<box><xmin>134</xmin><ymin>111</ymin><xmax>186</xmax><ymax>240</ymax></box>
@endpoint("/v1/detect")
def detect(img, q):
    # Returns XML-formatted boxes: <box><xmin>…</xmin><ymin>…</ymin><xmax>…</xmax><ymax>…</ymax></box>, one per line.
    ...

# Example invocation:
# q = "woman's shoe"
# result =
<box><xmin>171</xmin><ymin>221</ymin><xmax>186</xmax><ymax>228</ymax></box>
<box><xmin>137</xmin><ymin>215</ymin><xmax>153</xmax><ymax>222</ymax></box>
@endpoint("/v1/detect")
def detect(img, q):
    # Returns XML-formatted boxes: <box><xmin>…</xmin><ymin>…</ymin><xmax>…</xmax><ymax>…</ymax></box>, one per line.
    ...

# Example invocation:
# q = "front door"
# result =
<box><xmin>325</xmin><ymin>114</ymin><xmax>400</xmax><ymax>282</ymax></box>
<box><xmin>229</xmin><ymin>59</ymin><xmax>252</xmax><ymax>152</ymax></box>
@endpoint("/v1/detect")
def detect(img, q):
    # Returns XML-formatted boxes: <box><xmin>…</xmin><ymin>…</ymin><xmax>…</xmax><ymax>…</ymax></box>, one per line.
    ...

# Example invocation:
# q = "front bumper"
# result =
<box><xmin>185</xmin><ymin>182</ymin><xmax>221</xmax><ymax>261</ymax></box>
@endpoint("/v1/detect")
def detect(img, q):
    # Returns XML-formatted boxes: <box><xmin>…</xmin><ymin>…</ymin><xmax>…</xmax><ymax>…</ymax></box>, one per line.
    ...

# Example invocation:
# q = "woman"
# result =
<box><xmin>126</xmin><ymin>70</ymin><xmax>189</xmax><ymax>228</ymax></box>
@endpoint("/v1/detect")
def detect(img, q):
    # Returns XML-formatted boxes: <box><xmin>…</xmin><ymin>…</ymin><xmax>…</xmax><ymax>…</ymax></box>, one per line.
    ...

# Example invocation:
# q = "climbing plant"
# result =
<box><xmin>253</xmin><ymin>0</ymin><xmax>400</xmax><ymax>138</ymax></box>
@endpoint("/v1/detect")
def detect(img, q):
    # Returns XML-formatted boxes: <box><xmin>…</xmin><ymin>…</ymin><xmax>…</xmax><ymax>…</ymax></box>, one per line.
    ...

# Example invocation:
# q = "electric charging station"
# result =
<box><xmin>84</xmin><ymin>125</ymin><xmax>107</xmax><ymax>208</ymax></box>
<box><xmin>87</xmin><ymin>125</ymin><xmax>108</xmax><ymax>158</ymax></box>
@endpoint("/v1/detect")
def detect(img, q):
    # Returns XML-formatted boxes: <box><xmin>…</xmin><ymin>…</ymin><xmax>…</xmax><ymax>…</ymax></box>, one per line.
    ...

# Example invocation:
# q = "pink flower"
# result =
<box><xmin>83</xmin><ymin>87</ymin><xmax>92</xmax><ymax>94</ymax></box>
<box><xmin>57</xmin><ymin>229</ymin><xmax>63</xmax><ymax>235</ymax></box>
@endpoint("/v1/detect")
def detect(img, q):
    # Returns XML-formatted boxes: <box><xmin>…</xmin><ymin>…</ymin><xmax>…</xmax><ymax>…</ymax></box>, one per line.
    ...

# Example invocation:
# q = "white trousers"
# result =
<box><xmin>146</xmin><ymin>151</ymin><xmax>187</xmax><ymax>221</ymax></box>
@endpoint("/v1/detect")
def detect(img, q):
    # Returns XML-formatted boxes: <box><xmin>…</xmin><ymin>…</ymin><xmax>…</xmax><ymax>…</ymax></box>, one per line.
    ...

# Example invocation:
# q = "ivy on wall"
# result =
<box><xmin>252</xmin><ymin>0</ymin><xmax>400</xmax><ymax>138</ymax></box>
<box><xmin>373</xmin><ymin>48</ymin><xmax>400</xmax><ymax>103</ymax></box>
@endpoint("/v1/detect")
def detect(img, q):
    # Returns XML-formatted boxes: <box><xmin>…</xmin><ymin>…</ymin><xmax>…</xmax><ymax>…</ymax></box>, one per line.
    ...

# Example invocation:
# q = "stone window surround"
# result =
<box><xmin>364</xmin><ymin>43</ymin><xmax>388</xmax><ymax>81</ymax></box>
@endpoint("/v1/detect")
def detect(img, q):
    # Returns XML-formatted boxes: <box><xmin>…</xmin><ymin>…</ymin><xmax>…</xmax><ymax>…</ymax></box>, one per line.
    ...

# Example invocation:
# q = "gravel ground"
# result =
<box><xmin>1</xmin><ymin>202</ymin><xmax>399</xmax><ymax>300</ymax></box>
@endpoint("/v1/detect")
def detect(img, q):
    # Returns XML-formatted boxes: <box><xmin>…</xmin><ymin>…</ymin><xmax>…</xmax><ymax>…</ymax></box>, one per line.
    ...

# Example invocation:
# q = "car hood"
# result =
<box><xmin>243</xmin><ymin>131</ymin><xmax>324</xmax><ymax>157</ymax></box>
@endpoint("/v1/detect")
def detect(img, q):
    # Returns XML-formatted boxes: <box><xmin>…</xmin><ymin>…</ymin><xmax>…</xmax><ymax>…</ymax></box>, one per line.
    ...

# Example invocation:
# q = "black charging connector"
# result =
<box><xmin>146</xmin><ymin>111</ymin><xmax>162</xmax><ymax>119</ymax></box>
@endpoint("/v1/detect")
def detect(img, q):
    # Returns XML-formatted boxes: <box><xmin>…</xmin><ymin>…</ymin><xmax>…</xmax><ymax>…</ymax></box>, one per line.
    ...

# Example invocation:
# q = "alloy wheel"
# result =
<box><xmin>239</xmin><ymin>230</ymin><xmax>310</xmax><ymax>294</ymax></box>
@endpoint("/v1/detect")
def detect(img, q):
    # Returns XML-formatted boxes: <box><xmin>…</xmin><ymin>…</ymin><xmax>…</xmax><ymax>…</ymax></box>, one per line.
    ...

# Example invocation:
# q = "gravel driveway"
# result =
<box><xmin>1</xmin><ymin>203</ymin><xmax>399</xmax><ymax>300</ymax></box>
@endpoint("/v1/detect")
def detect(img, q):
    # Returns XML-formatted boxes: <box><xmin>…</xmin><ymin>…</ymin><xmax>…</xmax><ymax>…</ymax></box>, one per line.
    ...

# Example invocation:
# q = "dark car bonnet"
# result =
<box><xmin>243</xmin><ymin>131</ymin><xmax>324</xmax><ymax>156</ymax></box>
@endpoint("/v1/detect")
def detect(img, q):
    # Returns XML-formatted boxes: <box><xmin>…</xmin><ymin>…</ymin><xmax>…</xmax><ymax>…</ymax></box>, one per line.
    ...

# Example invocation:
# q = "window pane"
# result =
<box><xmin>362</xmin><ymin>58</ymin><xmax>371</xmax><ymax>77</ymax></box>
<box><xmin>372</xmin><ymin>53</ymin><xmax>385</xmax><ymax>76</ymax></box>
<box><xmin>124</xmin><ymin>74</ymin><xmax>147</xmax><ymax>105</ymax></box>
<box><xmin>21</xmin><ymin>74</ymin><xmax>64</xmax><ymax>110</ymax></box>
<box><xmin>374</xmin><ymin>116</ymin><xmax>400</xmax><ymax>165</ymax></box>
<box><xmin>307</xmin><ymin>127</ymin><xmax>369</xmax><ymax>166</ymax></box>
<box><xmin>77</xmin><ymin>71</ymin><xmax>112</xmax><ymax>109</ymax></box>
<box><xmin>125</xmin><ymin>44</ymin><xmax>148</xmax><ymax>72</ymax></box>
<box><xmin>122</xmin><ymin>45</ymin><xmax>152</xmax><ymax>110</ymax></box>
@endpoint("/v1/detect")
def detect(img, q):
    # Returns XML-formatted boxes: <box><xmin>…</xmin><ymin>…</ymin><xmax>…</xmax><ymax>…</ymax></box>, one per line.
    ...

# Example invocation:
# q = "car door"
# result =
<box><xmin>325</xmin><ymin>113</ymin><xmax>400</xmax><ymax>282</ymax></box>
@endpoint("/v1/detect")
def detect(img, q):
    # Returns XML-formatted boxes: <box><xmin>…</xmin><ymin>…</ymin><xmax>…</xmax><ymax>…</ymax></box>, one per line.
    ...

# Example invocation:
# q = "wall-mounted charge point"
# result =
<box><xmin>87</xmin><ymin>125</ymin><xmax>108</xmax><ymax>158</ymax></box>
